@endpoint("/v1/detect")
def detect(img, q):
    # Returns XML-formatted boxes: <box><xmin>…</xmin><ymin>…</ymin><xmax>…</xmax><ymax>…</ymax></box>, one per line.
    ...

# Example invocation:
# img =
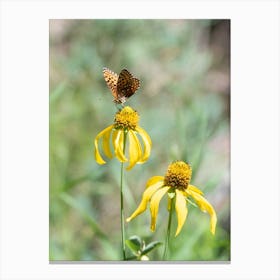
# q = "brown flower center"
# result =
<box><xmin>114</xmin><ymin>106</ymin><xmax>139</xmax><ymax>130</ymax></box>
<box><xmin>164</xmin><ymin>161</ymin><xmax>192</xmax><ymax>190</ymax></box>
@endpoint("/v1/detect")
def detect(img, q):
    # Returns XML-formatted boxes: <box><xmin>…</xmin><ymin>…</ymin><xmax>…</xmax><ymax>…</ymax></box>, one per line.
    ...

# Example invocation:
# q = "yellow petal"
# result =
<box><xmin>175</xmin><ymin>190</ymin><xmax>188</xmax><ymax>236</ymax></box>
<box><xmin>126</xmin><ymin>181</ymin><xmax>164</xmax><ymax>222</ymax></box>
<box><xmin>188</xmin><ymin>189</ymin><xmax>217</xmax><ymax>235</ymax></box>
<box><xmin>150</xmin><ymin>186</ymin><xmax>169</xmax><ymax>232</ymax></box>
<box><xmin>188</xmin><ymin>184</ymin><xmax>204</xmax><ymax>195</ymax></box>
<box><xmin>135</xmin><ymin>126</ymin><xmax>152</xmax><ymax>163</ymax></box>
<box><xmin>102</xmin><ymin>125</ymin><xmax>113</xmax><ymax>159</ymax></box>
<box><xmin>146</xmin><ymin>176</ymin><xmax>164</xmax><ymax>188</ymax></box>
<box><xmin>112</xmin><ymin>129</ymin><xmax>127</xmax><ymax>162</ymax></box>
<box><xmin>126</xmin><ymin>130</ymin><xmax>142</xmax><ymax>170</ymax></box>
<box><xmin>94</xmin><ymin>125</ymin><xmax>114</xmax><ymax>164</ymax></box>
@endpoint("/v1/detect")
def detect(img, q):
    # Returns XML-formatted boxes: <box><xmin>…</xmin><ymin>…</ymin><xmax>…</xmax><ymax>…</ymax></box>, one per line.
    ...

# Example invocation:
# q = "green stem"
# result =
<box><xmin>163</xmin><ymin>198</ymin><xmax>174</xmax><ymax>260</ymax></box>
<box><xmin>120</xmin><ymin>131</ymin><xmax>127</xmax><ymax>260</ymax></box>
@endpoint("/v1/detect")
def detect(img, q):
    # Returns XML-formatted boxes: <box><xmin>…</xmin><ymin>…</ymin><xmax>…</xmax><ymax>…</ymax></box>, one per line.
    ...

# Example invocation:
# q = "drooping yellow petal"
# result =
<box><xmin>146</xmin><ymin>176</ymin><xmax>165</xmax><ymax>188</ymax></box>
<box><xmin>188</xmin><ymin>188</ymin><xmax>217</xmax><ymax>235</ymax></box>
<box><xmin>135</xmin><ymin>126</ymin><xmax>152</xmax><ymax>163</ymax></box>
<box><xmin>94</xmin><ymin>125</ymin><xmax>114</xmax><ymax>164</ymax></box>
<box><xmin>102</xmin><ymin>125</ymin><xmax>113</xmax><ymax>159</ymax></box>
<box><xmin>112</xmin><ymin>129</ymin><xmax>127</xmax><ymax>162</ymax></box>
<box><xmin>150</xmin><ymin>186</ymin><xmax>170</xmax><ymax>232</ymax></box>
<box><xmin>126</xmin><ymin>181</ymin><xmax>164</xmax><ymax>222</ymax></box>
<box><xmin>175</xmin><ymin>190</ymin><xmax>188</xmax><ymax>236</ymax></box>
<box><xmin>188</xmin><ymin>184</ymin><xmax>204</xmax><ymax>195</ymax></box>
<box><xmin>126</xmin><ymin>130</ymin><xmax>142</xmax><ymax>170</ymax></box>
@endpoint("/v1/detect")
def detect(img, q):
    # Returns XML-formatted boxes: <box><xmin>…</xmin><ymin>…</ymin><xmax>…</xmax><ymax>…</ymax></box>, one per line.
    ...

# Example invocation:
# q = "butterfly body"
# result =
<box><xmin>103</xmin><ymin>67</ymin><xmax>140</xmax><ymax>104</ymax></box>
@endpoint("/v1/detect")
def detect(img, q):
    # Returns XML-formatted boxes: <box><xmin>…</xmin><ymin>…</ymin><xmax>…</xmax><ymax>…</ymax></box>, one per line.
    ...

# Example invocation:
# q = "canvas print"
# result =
<box><xmin>49</xmin><ymin>19</ymin><xmax>230</xmax><ymax>261</ymax></box>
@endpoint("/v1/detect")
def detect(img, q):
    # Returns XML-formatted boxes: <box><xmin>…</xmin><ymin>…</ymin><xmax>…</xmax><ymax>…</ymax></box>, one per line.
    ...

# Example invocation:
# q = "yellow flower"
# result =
<box><xmin>94</xmin><ymin>106</ymin><xmax>152</xmax><ymax>170</ymax></box>
<box><xmin>126</xmin><ymin>161</ymin><xmax>217</xmax><ymax>236</ymax></box>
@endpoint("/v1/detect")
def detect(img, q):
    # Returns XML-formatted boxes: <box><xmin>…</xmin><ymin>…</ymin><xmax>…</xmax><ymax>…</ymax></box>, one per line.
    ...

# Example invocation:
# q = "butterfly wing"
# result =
<box><xmin>130</xmin><ymin>76</ymin><xmax>140</xmax><ymax>97</ymax></box>
<box><xmin>103</xmin><ymin>67</ymin><xmax>118</xmax><ymax>100</ymax></box>
<box><xmin>117</xmin><ymin>69</ymin><xmax>140</xmax><ymax>101</ymax></box>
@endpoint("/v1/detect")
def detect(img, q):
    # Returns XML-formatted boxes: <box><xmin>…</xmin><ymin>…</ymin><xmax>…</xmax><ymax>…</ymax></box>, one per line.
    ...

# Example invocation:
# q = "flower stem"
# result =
<box><xmin>120</xmin><ymin>131</ymin><xmax>127</xmax><ymax>260</ymax></box>
<box><xmin>163</xmin><ymin>198</ymin><xmax>174</xmax><ymax>260</ymax></box>
<box><xmin>120</xmin><ymin>162</ymin><xmax>126</xmax><ymax>260</ymax></box>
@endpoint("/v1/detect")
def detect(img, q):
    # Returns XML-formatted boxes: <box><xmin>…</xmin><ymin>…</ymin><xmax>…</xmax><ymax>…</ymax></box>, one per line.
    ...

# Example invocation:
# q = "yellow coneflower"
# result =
<box><xmin>94</xmin><ymin>106</ymin><xmax>152</xmax><ymax>170</ymax></box>
<box><xmin>127</xmin><ymin>161</ymin><xmax>217</xmax><ymax>236</ymax></box>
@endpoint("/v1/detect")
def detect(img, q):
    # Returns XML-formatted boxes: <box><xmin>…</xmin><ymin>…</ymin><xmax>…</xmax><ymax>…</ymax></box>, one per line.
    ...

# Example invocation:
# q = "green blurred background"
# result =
<box><xmin>49</xmin><ymin>19</ymin><xmax>230</xmax><ymax>261</ymax></box>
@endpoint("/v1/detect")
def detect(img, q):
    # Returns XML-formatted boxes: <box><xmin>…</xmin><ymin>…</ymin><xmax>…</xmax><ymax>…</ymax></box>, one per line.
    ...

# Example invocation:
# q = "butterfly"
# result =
<box><xmin>103</xmin><ymin>67</ymin><xmax>140</xmax><ymax>104</ymax></box>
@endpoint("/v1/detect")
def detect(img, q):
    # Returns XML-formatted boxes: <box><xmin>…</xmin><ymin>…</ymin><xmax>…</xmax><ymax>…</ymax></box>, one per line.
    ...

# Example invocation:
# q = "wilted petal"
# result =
<box><xmin>146</xmin><ymin>176</ymin><xmax>165</xmax><ymax>188</ymax></box>
<box><xmin>150</xmin><ymin>186</ymin><xmax>170</xmax><ymax>232</ymax></box>
<box><xmin>126</xmin><ymin>130</ymin><xmax>142</xmax><ymax>170</ymax></box>
<box><xmin>175</xmin><ymin>190</ymin><xmax>188</xmax><ymax>236</ymax></box>
<box><xmin>102</xmin><ymin>125</ymin><xmax>113</xmax><ymax>159</ymax></box>
<box><xmin>112</xmin><ymin>129</ymin><xmax>127</xmax><ymax>162</ymax></box>
<box><xmin>188</xmin><ymin>184</ymin><xmax>204</xmax><ymax>195</ymax></box>
<box><xmin>187</xmin><ymin>188</ymin><xmax>217</xmax><ymax>235</ymax></box>
<box><xmin>135</xmin><ymin>126</ymin><xmax>152</xmax><ymax>163</ymax></box>
<box><xmin>94</xmin><ymin>125</ymin><xmax>114</xmax><ymax>164</ymax></box>
<box><xmin>126</xmin><ymin>181</ymin><xmax>164</xmax><ymax>222</ymax></box>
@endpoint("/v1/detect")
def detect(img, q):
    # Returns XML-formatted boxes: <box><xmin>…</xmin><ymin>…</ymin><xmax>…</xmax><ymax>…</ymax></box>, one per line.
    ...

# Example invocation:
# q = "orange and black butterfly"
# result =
<box><xmin>103</xmin><ymin>67</ymin><xmax>140</xmax><ymax>104</ymax></box>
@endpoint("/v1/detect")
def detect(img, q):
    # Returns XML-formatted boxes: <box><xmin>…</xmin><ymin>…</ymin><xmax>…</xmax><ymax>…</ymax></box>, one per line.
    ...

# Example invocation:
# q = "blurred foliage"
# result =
<box><xmin>49</xmin><ymin>19</ymin><xmax>230</xmax><ymax>261</ymax></box>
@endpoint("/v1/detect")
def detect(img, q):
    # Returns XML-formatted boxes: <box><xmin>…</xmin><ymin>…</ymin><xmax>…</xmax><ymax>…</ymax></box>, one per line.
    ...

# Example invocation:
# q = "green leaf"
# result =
<box><xmin>125</xmin><ymin>255</ymin><xmax>138</xmax><ymax>261</ymax></box>
<box><xmin>59</xmin><ymin>193</ymin><xmax>108</xmax><ymax>240</ymax></box>
<box><xmin>141</xmin><ymin>241</ymin><xmax>163</xmax><ymax>255</ymax></box>
<box><xmin>125</xmin><ymin>235</ymin><xmax>142</xmax><ymax>252</ymax></box>
<box><xmin>186</xmin><ymin>197</ymin><xmax>198</xmax><ymax>208</ymax></box>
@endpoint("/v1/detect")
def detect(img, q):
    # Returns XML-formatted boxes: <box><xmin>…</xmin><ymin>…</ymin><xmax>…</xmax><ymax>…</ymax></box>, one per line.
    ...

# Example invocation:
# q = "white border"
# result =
<box><xmin>1</xmin><ymin>0</ymin><xmax>279</xmax><ymax>279</ymax></box>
